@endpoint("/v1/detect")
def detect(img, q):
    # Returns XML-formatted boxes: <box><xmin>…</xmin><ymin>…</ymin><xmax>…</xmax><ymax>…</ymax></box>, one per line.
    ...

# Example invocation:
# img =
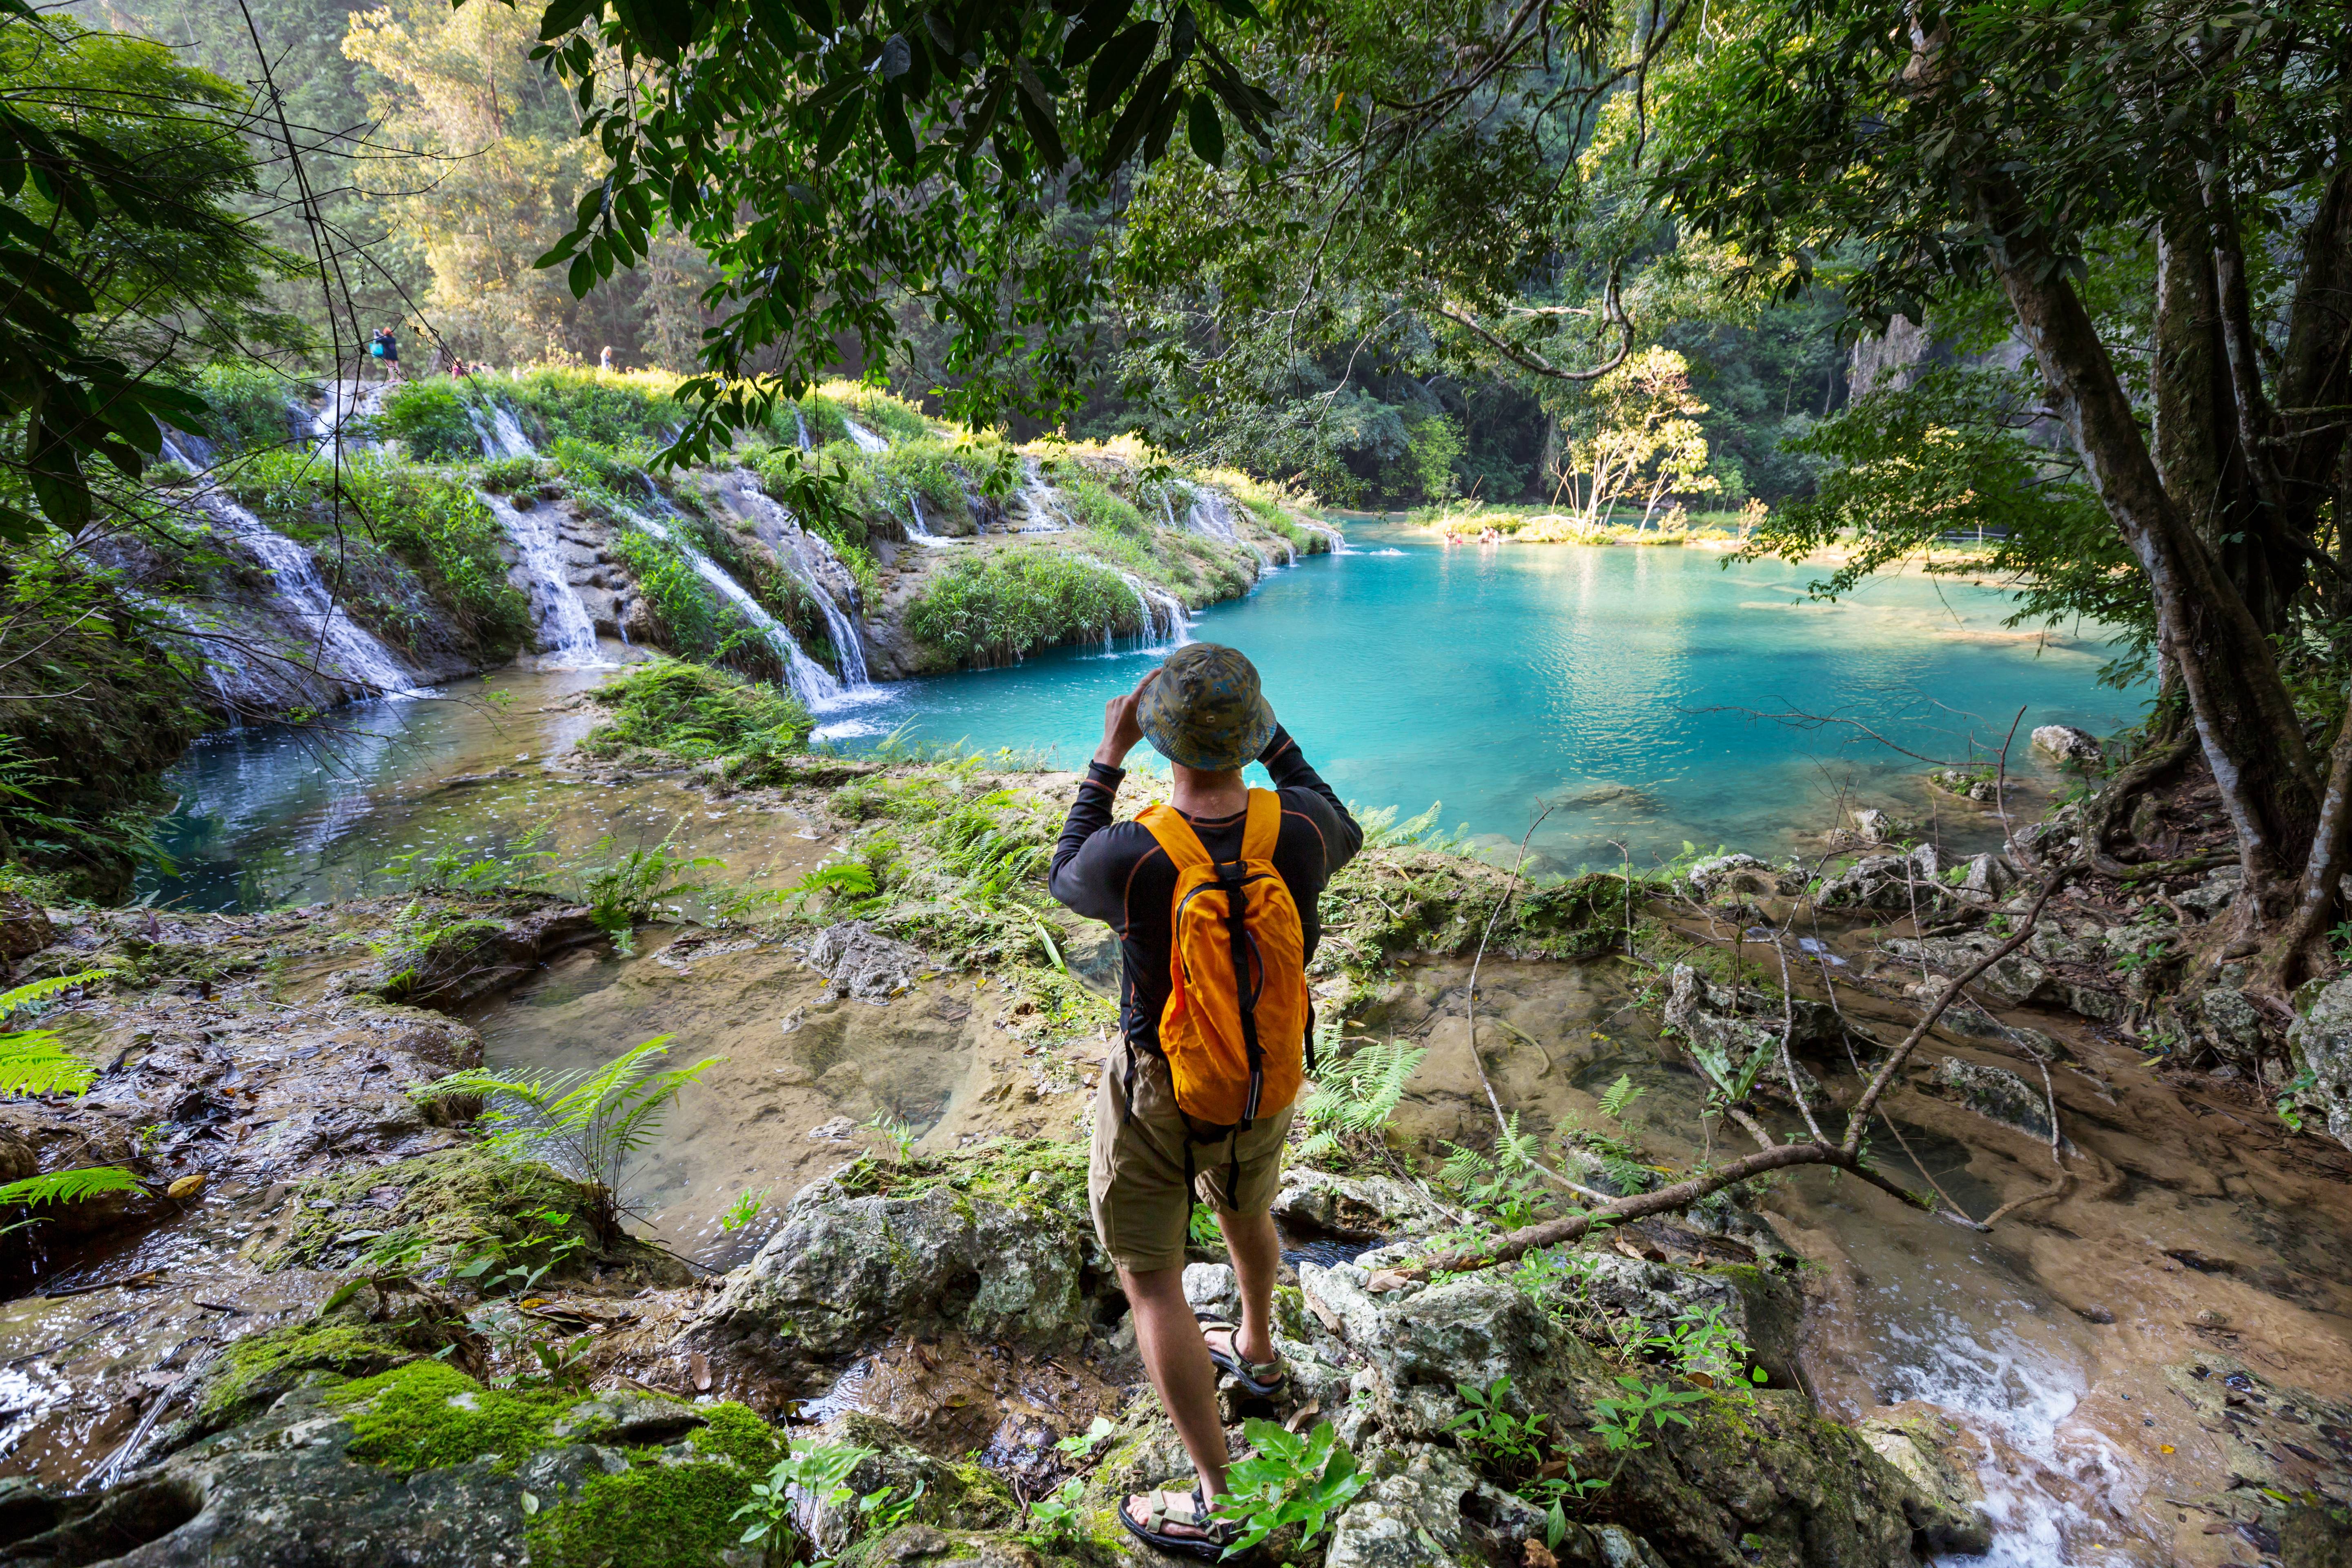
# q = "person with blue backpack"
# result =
<box><xmin>1049</xmin><ymin>642</ymin><xmax>1362</xmax><ymax>1557</ymax></box>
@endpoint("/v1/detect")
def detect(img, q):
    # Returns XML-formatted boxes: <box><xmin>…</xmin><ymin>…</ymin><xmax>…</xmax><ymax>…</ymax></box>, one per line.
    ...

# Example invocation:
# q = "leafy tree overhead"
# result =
<box><xmin>1651</xmin><ymin>0</ymin><xmax>2352</xmax><ymax>984</ymax></box>
<box><xmin>0</xmin><ymin>0</ymin><xmax>303</xmax><ymax>537</ymax></box>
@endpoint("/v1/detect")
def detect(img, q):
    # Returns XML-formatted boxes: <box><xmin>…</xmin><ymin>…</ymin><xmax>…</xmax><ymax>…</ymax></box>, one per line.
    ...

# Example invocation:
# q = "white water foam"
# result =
<box><xmin>477</xmin><ymin>490</ymin><xmax>604</xmax><ymax>667</ymax></box>
<box><xmin>626</xmin><ymin>508</ymin><xmax>844</xmax><ymax>710</ymax></box>
<box><xmin>158</xmin><ymin>428</ymin><xmax>216</xmax><ymax>472</ymax></box>
<box><xmin>197</xmin><ymin>493</ymin><xmax>421</xmax><ymax>697</ymax></box>
<box><xmin>841</xmin><ymin>416</ymin><xmax>890</xmax><ymax>454</ymax></box>
<box><xmin>1875</xmin><ymin>1310</ymin><xmax>2145</xmax><ymax>1567</ymax></box>
<box><xmin>475</xmin><ymin>403</ymin><xmax>535</xmax><ymax>460</ymax></box>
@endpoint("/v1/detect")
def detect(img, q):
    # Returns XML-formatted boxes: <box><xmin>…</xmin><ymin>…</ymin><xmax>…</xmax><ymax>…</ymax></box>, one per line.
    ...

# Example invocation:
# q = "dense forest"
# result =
<box><xmin>66</xmin><ymin>0</ymin><xmax>1850</xmax><ymax>509</ymax></box>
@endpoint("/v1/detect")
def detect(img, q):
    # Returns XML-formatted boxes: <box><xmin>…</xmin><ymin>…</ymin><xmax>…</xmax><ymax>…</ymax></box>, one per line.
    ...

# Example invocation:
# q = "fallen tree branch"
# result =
<box><xmin>1402</xmin><ymin>862</ymin><xmax>2080</xmax><ymax>1278</ymax></box>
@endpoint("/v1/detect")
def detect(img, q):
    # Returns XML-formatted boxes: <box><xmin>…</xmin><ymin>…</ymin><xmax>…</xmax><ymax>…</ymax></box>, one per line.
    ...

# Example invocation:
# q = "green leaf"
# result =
<box><xmin>1186</xmin><ymin>91</ymin><xmax>1225</xmax><ymax>165</ymax></box>
<box><xmin>1013</xmin><ymin>62</ymin><xmax>1068</xmax><ymax>169</ymax></box>
<box><xmin>879</xmin><ymin>87</ymin><xmax>918</xmax><ymax>166</ymax></box>
<box><xmin>816</xmin><ymin>91</ymin><xmax>867</xmax><ymax>165</ymax></box>
<box><xmin>0</xmin><ymin>1165</ymin><xmax>141</xmax><ymax>1209</ymax></box>
<box><xmin>537</xmin><ymin>0</ymin><xmax>600</xmax><ymax>40</ymax></box>
<box><xmin>1097</xmin><ymin>57</ymin><xmax>1172</xmax><ymax>169</ymax></box>
<box><xmin>1084</xmin><ymin>22</ymin><xmax>1160</xmax><ymax>118</ymax></box>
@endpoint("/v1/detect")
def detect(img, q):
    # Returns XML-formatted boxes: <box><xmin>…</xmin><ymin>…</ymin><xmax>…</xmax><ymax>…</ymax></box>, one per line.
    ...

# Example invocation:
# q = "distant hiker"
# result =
<box><xmin>369</xmin><ymin>325</ymin><xmax>401</xmax><ymax>383</ymax></box>
<box><xmin>1049</xmin><ymin>643</ymin><xmax>1362</xmax><ymax>1559</ymax></box>
<box><xmin>599</xmin><ymin>345</ymin><xmax>615</xmax><ymax>373</ymax></box>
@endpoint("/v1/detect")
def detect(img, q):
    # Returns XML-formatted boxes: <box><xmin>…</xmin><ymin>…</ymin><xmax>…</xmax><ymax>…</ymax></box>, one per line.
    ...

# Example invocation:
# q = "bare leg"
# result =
<box><xmin>1121</xmin><ymin>1264</ymin><xmax>1231</xmax><ymax>1498</ymax></box>
<box><xmin>1218</xmin><ymin>1206</ymin><xmax>1281</xmax><ymax>1366</ymax></box>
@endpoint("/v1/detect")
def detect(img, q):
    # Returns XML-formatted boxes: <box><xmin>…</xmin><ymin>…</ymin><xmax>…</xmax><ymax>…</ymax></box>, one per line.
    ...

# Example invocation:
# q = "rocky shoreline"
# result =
<box><xmin>4</xmin><ymin>735</ymin><xmax>2351</xmax><ymax>1567</ymax></box>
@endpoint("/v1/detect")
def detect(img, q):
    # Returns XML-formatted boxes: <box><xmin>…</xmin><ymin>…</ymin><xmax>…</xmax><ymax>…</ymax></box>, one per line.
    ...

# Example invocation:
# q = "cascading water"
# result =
<box><xmin>795</xmin><ymin>410</ymin><xmax>813</xmax><ymax>450</ymax></box>
<box><xmin>899</xmin><ymin>493</ymin><xmax>960</xmax><ymax>549</ymax></box>
<box><xmin>626</xmin><ymin>508</ymin><xmax>843</xmax><ymax>709</ymax></box>
<box><xmin>1184</xmin><ymin>489</ymin><xmax>1276</xmax><ymax>570</ymax></box>
<box><xmin>476</xmin><ymin>490</ymin><xmax>604</xmax><ymax>667</ymax></box>
<box><xmin>474</xmin><ymin>403</ymin><xmax>535</xmax><ymax>460</ymax></box>
<box><xmin>158</xmin><ymin>428</ymin><xmax>216</xmax><ymax>472</ymax></box>
<box><xmin>841</xmin><ymin>416</ymin><xmax>890</xmax><ymax>454</ymax></box>
<box><xmin>719</xmin><ymin>476</ymin><xmax>876</xmax><ymax>692</ymax></box>
<box><xmin>196</xmin><ymin>492</ymin><xmax>420</xmax><ymax>697</ymax></box>
<box><xmin>1010</xmin><ymin>457</ymin><xmax>1067</xmax><ymax>533</ymax></box>
<box><xmin>1088</xmin><ymin>559</ymin><xmax>1188</xmax><ymax>650</ymax></box>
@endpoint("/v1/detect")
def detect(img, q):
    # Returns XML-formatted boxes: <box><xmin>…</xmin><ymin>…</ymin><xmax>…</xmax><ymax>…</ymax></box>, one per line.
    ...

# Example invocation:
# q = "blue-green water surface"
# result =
<box><xmin>849</xmin><ymin>527</ymin><xmax>2140</xmax><ymax>871</ymax></box>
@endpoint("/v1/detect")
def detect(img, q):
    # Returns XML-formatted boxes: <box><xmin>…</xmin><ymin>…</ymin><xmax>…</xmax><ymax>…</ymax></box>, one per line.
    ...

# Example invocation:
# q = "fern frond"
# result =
<box><xmin>1439</xmin><ymin>1141</ymin><xmax>1494</xmax><ymax>1189</ymax></box>
<box><xmin>0</xmin><ymin>1028</ymin><xmax>96</xmax><ymax>1098</ymax></box>
<box><xmin>0</xmin><ymin>1165</ymin><xmax>142</xmax><ymax>1207</ymax></box>
<box><xmin>1597</xmin><ymin>1074</ymin><xmax>1644</xmax><ymax>1121</ymax></box>
<box><xmin>0</xmin><ymin>970</ymin><xmax>111</xmax><ymax>1018</ymax></box>
<box><xmin>1494</xmin><ymin>1112</ymin><xmax>1541</xmax><ymax>1174</ymax></box>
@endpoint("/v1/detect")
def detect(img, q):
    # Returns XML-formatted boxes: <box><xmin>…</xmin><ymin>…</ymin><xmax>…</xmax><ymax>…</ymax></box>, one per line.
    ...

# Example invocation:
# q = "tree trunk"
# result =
<box><xmin>1970</xmin><ymin>170</ymin><xmax>2321</xmax><ymax>905</ymax></box>
<box><xmin>2154</xmin><ymin>200</ymin><xmax>2278</xmax><ymax>628</ymax></box>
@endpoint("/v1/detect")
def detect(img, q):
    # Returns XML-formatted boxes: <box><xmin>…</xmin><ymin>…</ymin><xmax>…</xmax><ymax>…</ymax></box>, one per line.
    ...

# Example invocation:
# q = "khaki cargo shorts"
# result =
<box><xmin>1089</xmin><ymin>1041</ymin><xmax>1293</xmax><ymax>1274</ymax></box>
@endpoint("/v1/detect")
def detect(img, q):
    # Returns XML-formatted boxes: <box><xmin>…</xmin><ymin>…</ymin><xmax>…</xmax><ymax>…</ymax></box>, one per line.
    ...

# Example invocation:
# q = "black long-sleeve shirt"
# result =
<box><xmin>1048</xmin><ymin>726</ymin><xmax>1363</xmax><ymax>1054</ymax></box>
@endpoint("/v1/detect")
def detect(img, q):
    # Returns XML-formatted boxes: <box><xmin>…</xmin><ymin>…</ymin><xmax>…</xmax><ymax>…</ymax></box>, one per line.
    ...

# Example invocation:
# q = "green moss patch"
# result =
<box><xmin>527</xmin><ymin>1454</ymin><xmax>765</xmax><ymax>1568</ymax></box>
<box><xmin>268</xmin><ymin>1145</ymin><xmax>612</xmax><ymax>1279</ymax></box>
<box><xmin>332</xmin><ymin>1360</ymin><xmax>583</xmax><ymax>1472</ymax></box>
<box><xmin>195</xmin><ymin>1308</ymin><xmax>455</xmax><ymax>1432</ymax></box>
<box><xmin>833</xmin><ymin>1136</ymin><xmax>1090</xmax><ymax>1220</ymax></box>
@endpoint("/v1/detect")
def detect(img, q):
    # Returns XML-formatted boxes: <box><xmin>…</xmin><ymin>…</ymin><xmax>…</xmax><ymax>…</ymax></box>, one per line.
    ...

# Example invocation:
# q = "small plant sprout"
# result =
<box><xmin>1020</xmin><ymin>1479</ymin><xmax>1087</xmax><ymax>1546</ymax></box>
<box><xmin>732</xmin><ymin>1439</ymin><xmax>874</xmax><ymax>1554</ymax></box>
<box><xmin>1211</xmin><ymin>1419</ymin><xmax>1366</xmax><ymax>1555</ymax></box>
<box><xmin>1595</xmin><ymin>1073</ymin><xmax>1644</xmax><ymax>1122</ymax></box>
<box><xmin>1054</xmin><ymin>1415</ymin><xmax>1116</xmax><ymax>1461</ymax></box>
<box><xmin>865</xmin><ymin>1110</ymin><xmax>918</xmax><ymax>1163</ymax></box>
<box><xmin>719</xmin><ymin>1186</ymin><xmax>771</xmax><ymax>1232</ymax></box>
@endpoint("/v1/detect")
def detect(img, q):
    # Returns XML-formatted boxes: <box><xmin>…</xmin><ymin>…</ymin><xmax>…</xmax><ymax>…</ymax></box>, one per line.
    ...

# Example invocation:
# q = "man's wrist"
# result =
<box><xmin>1090</xmin><ymin>746</ymin><xmax>1130</xmax><ymax>772</ymax></box>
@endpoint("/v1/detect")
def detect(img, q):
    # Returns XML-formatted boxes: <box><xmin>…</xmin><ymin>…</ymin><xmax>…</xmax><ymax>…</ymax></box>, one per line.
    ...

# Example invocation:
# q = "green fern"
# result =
<box><xmin>1352</xmin><ymin>800</ymin><xmax>1443</xmax><ymax>851</ymax></box>
<box><xmin>787</xmin><ymin>861</ymin><xmax>878</xmax><ymax>910</ymax></box>
<box><xmin>1297</xmin><ymin>1038</ymin><xmax>1426</xmax><ymax>1159</ymax></box>
<box><xmin>0</xmin><ymin>1165</ymin><xmax>142</xmax><ymax>1211</ymax></box>
<box><xmin>1596</xmin><ymin>1073</ymin><xmax>1645</xmax><ymax>1122</ymax></box>
<box><xmin>410</xmin><ymin>1036</ymin><xmax>720</xmax><ymax>1238</ymax></box>
<box><xmin>0</xmin><ymin>971</ymin><xmax>113</xmax><ymax>1099</ymax></box>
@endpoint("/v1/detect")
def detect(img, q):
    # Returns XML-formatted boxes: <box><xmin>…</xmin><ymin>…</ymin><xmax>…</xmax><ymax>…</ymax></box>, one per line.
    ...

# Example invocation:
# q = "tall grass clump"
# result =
<box><xmin>578</xmin><ymin>659</ymin><xmax>812</xmax><ymax>761</ymax></box>
<box><xmin>608</xmin><ymin>523</ymin><xmax>781</xmax><ymax>680</ymax></box>
<box><xmin>503</xmin><ymin>368</ymin><xmax>683</xmax><ymax>448</ymax></box>
<box><xmin>904</xmin><ymin>547</ymin><xmax>1134</xmax><ymax>668</ymax></box>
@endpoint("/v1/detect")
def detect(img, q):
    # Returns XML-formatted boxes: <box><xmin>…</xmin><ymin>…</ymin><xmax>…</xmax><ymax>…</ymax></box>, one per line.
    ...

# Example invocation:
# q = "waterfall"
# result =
<box><xmin>477</xmin><ymin>490</ymin><xmax>603</xmax><ymax>666</ymax></box>
<box><xmin>795</xmin><ymin>409</ymin><xmax>813</xmax><ymax>450</ymax></box>
<box><xmin>1009</xmin><ymin>457</ymin><xmax>1067</xmax><ymax>533</ymax></box>
<box><xmin>719</xmin><ymin>475</ymin><xmax>875</xmax><ymax>692</ymax></box>
<box><xmin>842</xmin><ymin>416</ymin><xmax>889</xmax><ymax>454</ymax></box>
<box><xmin>901</xmin><ymin>493</ymin><xmax>958</xmax><ymax>548</ymax></box>
<box><xmin>473</xmin><ymin>403</ymin><xmax>535</xmax><ymax>460</ymax></box>
<box><xmin>1185</xmin><ymin>490</ymin><xmax>1273</xmax><ymax>571</ymax></box>
<box><xmin>196</xmin><ymin>492</ymin><xmax>420</xmax><ymax>697</ymax></box>
<box><xmin>1091</xmin><ymin>560</ymin><xmax>1189</xmax><ymax>649</ymax></box>
<box><xmin>158</xmin><ymin>428</ymin><xmax>215</xmax><ymax>472</ymax></box>
<box><xmin>626</xmin><ymin>508</ymin><xmax>843</xmax><ymax>709</ymax></box>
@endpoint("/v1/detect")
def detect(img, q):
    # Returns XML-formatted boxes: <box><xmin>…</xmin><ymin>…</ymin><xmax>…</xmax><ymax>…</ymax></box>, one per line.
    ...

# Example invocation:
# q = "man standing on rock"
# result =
<box><xmin>1049</xmin><ymin>642</ymin><xmax>1362</xmax><ymax>1558</ymax></box>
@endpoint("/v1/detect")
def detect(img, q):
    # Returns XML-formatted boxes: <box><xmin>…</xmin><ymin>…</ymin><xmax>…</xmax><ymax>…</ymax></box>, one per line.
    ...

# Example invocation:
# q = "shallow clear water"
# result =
<box><xmin>841</xmin><ymin>528</ymin><xmax>2138</xmax><ymax>871</ymax></box>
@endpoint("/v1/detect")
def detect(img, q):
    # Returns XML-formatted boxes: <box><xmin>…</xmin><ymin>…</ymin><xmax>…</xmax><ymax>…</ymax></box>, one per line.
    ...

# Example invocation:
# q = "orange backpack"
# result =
<box><xmin>1135</xmin><ymin>790</ymin><xmax>1311</xmax><ymax>1129</ymax></box>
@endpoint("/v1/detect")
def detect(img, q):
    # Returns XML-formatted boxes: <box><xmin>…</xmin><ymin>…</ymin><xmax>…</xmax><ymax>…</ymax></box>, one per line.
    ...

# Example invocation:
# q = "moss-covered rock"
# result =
<box><xmin>267</xmin><ymin>1145</ymin><xmax>687</xmax><ymax>1288</ymax></box>
<box><xmin>184</xmin><ymin>1283</ymin><xmax>467</xmax><ymax>1439</ymax></box>
<box><xmin>691</xmin><ymin>1151</ymin><xmax>1111</xmax><ymax>1400</ymax></box>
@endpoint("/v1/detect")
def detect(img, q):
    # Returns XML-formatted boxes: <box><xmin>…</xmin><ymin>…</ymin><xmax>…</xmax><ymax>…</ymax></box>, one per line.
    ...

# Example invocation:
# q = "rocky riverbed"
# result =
<box><xmin>4</xmin><ymin>744</ymin><xmax>2350</xmax><ymax>1568</ymax></box>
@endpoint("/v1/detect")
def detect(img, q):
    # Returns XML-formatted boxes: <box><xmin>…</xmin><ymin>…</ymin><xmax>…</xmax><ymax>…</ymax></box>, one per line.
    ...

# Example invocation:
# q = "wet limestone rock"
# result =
<box><xmin>1271</xmin><ymin>1167</ymin><xmax>1450</xmax><ymax>1240</ymax></box>
<box><xmin>1927</xmin><ymin>1058</ymin><xmax>2062</xmax><ymax>1146</ymax></box>
<box><xmin>1685</xmin><ymin>853</ymin><xmax>1797</xmax><ymax>902</ymax></box>
<box><xmin>2196</xmin><ymin>987</ymin><xmax>2270</xmax><ymax>1074</ymax></box>
<box><xmin>1662</xmin><ymin>965</ymin><xmax>1840</xmax><ymax>1107</ymax></box>
<box><xmin>1293</xmin><ymin>1264</ymin><xmax>1950</xmax><ymax>1566</ymax></box>
<box><xmin>0</xmin><ymin>1365</ymin><xmax>778</xmax><ymax>1568</ymax></box>
<box><xmin>0</xmin><ymin>893</ymin><xmax>53</xmax><ymax>963</ymax></box>
<box><xmin>693</xmin><ymin>1169</ymin><xmax>1107</xmax><ymax>1396</ymax></box>
<box><xmin>2286</xmin><ymin>975</ymin><xmax>2352</xmax><ymax>1147</ymax></box>
<box><xmin>1815</xmin><ymin>845</ymin><xmax>1947</xmax><ymax>912</ymax></box>
<box><xmin>1856</xmin><ymin>1414</ymin><xmax>1995</xmax><ymax>1555</ymax></box>
<box><xmin>1849</xmin><ymin>807</ymin><xmax>1894</xmax><ymax>845</ymax></box>
<box><xmin>2031</xmin><ymin>724</ymin><xmax>2104</xmax><ymax>765</ymax></box>
<box><xmin>805</xmin><ymin>921</ymin><xmax>926</xmax><ymax>1004</ymax></box>
<box><xmin>385</xmin><ymin>898</ymin><xmax>606</xmax><ymax>1006</ymax></box>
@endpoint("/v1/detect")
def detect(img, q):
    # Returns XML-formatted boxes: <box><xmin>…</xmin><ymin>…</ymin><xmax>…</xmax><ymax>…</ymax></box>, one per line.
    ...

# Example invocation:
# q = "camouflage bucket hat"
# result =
<box><xmin>1139</xmin><ymin>643</ymin><xmax>1276</xmax><ymax>771</ymax></box>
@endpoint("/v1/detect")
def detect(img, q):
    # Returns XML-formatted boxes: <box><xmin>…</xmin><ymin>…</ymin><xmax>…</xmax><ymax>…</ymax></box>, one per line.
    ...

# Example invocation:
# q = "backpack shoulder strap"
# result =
<box><xmin>1240</xmin><ymin>788</ymin><xmax>1283</xmax><ymax>862</ymax></box>
<box><xmin>1136</xmin><ymin>801</ymin><xmax>1211</xmax><ymax>871</ymax></box>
